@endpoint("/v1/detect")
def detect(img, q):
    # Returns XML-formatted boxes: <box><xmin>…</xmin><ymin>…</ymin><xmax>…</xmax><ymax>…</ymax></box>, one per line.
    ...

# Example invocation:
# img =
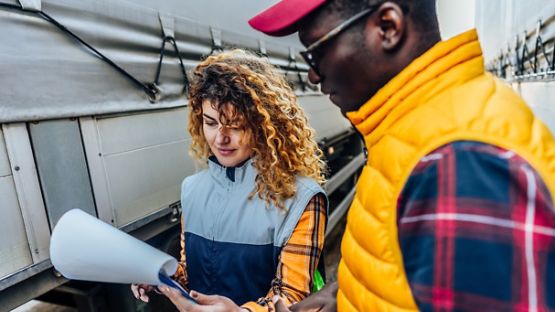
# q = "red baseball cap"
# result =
<box><xmin>249</xmin><ymin>0</ymin><xmax>327</xmax><ymax>37</ymax></box>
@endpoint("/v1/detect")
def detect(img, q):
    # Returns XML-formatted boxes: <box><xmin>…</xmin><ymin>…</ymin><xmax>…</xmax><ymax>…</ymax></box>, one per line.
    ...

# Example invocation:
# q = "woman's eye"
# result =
<box><xmin>204</xmin><ymin>120</ymin><xmax>217</xmax><ymax>127</ymax></box>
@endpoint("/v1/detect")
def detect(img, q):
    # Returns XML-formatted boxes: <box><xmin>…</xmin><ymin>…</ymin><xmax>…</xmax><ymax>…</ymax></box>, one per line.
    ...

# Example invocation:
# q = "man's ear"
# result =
<box><xmin>377</xmin><ymin>2</ymin><xmax>406</xmax><ymax>51</ymax></box>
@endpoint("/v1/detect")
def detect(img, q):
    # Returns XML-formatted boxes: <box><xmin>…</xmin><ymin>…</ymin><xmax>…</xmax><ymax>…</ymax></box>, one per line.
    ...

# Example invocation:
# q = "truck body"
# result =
<box><xmin>0</xmin><ymin>0</ymin><xmax>363</xmax><ymax>310</ymax></box>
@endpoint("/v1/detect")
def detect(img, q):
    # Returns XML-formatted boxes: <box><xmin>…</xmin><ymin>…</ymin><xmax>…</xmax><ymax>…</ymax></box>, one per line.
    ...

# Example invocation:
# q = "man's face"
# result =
<box><xmin>299</xmin><ymin>9</ymin><xmax>386</xmax><ymax>115</ymax></box>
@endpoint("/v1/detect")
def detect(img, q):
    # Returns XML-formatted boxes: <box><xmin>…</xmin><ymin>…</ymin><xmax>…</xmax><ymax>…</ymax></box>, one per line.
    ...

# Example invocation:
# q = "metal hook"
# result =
<box><xmin>210</xmin><ymin>28</ymin><xmax>223</xmax><ymax>55</ymax></box>
<box><xmin>286</xmin><ymin>47</ymin><xmax>307</xmax><ymax>92</ymax></box>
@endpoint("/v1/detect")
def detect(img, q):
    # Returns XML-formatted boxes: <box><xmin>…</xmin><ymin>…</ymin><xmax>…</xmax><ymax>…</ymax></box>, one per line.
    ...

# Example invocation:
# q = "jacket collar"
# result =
<box><xmin>208</xmin><ymin>156</ymin><xmax>255</xmax><ymax>184</ymax></box>
<box><xmin>346</xmin><ymin>29</ymin><xmax>484</xmax><ymax>147</ymax></box>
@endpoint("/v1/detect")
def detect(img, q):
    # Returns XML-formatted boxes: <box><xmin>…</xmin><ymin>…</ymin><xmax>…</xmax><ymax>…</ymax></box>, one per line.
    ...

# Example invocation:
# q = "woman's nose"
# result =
<box><xmin>216</xmin><ymin>127</ymin><xmax>230</xmax><ymax>144</ymax></box>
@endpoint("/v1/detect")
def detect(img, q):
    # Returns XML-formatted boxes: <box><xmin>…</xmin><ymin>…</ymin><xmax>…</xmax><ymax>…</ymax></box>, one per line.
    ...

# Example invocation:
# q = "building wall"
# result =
<box><xmin>437</xmin><ymin>0</ymin><xmax>476</xmax><ymax>40</ymax></box>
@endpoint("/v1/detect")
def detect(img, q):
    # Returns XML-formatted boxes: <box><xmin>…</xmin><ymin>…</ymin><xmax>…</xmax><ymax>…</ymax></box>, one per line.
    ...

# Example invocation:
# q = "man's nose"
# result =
<box><xmin>308</xmin><ymin>69</ymin><xmax>321</xmax><ymax>85</ymax></box>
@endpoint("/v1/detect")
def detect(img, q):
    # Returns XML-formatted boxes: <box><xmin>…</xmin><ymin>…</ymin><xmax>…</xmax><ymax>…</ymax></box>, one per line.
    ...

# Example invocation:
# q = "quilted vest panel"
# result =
<box><xmin>337</xmin><ymin>30</ymin><xmax>555</xmax><ymax>311</ymax></box>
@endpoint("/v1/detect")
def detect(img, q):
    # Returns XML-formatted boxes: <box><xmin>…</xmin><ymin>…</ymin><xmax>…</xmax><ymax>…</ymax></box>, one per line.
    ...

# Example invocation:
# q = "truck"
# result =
<box><xmin>0</xmin><ymin>0</ymin><xmax>364</xmax><ymax>310</ymax></box>
<box><xmin>475</xmin><ymin>0</ymin><xmax>555</xmax><ymax>133</ymax></box>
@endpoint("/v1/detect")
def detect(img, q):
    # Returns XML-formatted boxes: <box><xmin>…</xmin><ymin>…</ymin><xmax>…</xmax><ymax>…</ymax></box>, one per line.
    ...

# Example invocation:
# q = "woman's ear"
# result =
<box><xmin>377</xmin><ymin>2</ymin><xmax>406</xmax><ymax>51</ymax></box>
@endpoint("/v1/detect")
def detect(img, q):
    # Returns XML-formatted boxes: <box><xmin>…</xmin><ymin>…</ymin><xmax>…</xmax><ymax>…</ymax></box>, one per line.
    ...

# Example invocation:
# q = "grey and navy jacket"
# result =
<box><xmin>180</xmin><ymin>158</ymin><xmax>326</xmax><ymax>305</ymax></box>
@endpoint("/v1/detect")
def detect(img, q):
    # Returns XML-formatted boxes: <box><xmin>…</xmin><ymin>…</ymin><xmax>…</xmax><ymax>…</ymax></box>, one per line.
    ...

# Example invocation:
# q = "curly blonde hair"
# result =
<box><xmin>188</xmin><ymin>49</ymin><xmax>326</xmax><ymax>210</ymax></box>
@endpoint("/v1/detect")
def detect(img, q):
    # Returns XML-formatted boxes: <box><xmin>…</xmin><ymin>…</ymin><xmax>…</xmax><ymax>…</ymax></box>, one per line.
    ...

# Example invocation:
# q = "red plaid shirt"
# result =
<box><xmin>398</xmin><ymin>141</ymin><xmax>555</xmax><ymax>311</ymax></box>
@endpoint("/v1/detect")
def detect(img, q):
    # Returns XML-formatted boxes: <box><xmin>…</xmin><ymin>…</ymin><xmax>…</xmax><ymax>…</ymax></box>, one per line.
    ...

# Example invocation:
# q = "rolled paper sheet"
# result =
<box><xmin>50</xmin><ymin>209</ymin><xmax>177</xmax><ymax>285</ymax></box>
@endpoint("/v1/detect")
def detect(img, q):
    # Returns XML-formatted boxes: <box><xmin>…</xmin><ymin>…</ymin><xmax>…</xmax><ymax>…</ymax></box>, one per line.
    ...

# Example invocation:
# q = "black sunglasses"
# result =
<box><xmin>300</xmin><ymin>3</ymin><xmax>382</xmax><ymax>75</ymax></box>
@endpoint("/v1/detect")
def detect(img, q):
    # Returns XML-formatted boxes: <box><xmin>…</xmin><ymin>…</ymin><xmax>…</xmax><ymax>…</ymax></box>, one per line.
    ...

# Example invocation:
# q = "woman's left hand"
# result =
<box><xmin>159</xmin><ymin>287</ymin><xmax>246</xmax><ymax>312</ymax></box>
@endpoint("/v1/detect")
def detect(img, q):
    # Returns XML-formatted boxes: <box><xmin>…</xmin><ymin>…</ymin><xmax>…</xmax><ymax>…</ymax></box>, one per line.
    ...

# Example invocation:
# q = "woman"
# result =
<box><xmin>133</xmin><ymin>50</ymin><xmax>327</xmax><ymax>312</ymax></box>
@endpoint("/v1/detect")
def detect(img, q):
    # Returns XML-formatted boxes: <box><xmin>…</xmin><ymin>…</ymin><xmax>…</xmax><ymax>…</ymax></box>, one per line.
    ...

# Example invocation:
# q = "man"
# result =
<box><xmin>248</xmin><ymin>0</ymin><xmax>555</xmax><ymax>311</ymax></box>
<box><xmin>162</xmin><ymin>0</ymin><xmax>555</xmax><ymax>311</ymax></box>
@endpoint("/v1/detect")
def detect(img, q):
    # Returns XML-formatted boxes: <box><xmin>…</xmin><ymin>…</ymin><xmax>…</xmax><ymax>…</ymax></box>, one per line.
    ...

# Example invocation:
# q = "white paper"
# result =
<box><xmin>50</xmin><ymin>209</ymin><xmax>177</xmax><ymax>285</ymax></box>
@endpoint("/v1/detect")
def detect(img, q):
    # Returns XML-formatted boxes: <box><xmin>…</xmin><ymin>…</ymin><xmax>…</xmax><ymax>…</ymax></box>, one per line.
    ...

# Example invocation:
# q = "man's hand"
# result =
<box><xmin>159</xmin><ymin>286</ymin><xmax>246</xmax><ymax>312</ymax></box>
<box><xmin>274</xmin><ymin>281</ymin><xmax>337</xmax><ymax>312</ymax></box>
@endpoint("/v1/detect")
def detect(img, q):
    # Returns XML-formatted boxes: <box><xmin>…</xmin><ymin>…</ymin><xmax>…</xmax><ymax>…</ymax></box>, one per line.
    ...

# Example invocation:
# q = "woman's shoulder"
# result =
<box><xmin>294</xmin><ymin>175</ymin><xmax>325</xmax><ymax>194</ymax></box>
<box><xmin>181</xmin><ymin>169</ymin><xmax>210</xmax><ymax>191</ymax></box>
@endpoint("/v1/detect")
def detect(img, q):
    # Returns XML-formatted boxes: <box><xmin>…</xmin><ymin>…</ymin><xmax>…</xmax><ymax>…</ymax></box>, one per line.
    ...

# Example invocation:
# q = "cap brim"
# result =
<box><xmin>249</xmin><ymin>0</ymin><xmax>327</xmax><ymax>37</ymax></box>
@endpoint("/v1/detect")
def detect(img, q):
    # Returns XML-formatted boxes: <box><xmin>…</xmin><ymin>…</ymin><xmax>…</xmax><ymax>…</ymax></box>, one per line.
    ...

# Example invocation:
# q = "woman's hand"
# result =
<box><xmin>159</xmin><ymin>287</ymin><xmax>247</xmax><ymax>312</ymax></box>
<box><xmin>131</xmin><ymin>284</ymin><xmax>156</xmax><ymax>303</ymax></box>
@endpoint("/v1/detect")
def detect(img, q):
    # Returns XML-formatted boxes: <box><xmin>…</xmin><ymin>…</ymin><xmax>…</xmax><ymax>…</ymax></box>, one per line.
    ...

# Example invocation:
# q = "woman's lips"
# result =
<box><xmin>218</xmin><ymin>148</ymin><xmax>236</xmax><ymax>156</ymax></box>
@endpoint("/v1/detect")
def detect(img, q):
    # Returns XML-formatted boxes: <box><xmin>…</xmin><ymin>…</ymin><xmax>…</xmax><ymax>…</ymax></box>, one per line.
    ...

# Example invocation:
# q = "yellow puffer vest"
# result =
<box><xmin>337</xmin><ymin>29</ymin><xmax>555</xmax><ymax>311</ymax></box>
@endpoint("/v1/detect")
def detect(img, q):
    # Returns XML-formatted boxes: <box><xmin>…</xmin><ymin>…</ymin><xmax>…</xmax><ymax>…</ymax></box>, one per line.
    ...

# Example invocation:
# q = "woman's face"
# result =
<box><xmin>202</xmin><ymin>100</ymin><xmax>253</xmax><ymax>167</ymax></box>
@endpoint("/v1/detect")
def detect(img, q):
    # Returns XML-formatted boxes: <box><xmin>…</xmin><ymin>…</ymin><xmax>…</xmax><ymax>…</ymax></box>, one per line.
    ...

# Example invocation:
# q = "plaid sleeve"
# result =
<box><xmin>172</xmin><ymin>217</ymin><xmax>188</xmax><ymax>290</ymax></box>
<box><xmin>242</xmin><ymin>193</ymin><xmax>327</xmax><ymax>312</ymax></box>
<box><xmin>397</xmin><ymin>141</ymin><xmax>555</xmax><ymax>311</ymax></box>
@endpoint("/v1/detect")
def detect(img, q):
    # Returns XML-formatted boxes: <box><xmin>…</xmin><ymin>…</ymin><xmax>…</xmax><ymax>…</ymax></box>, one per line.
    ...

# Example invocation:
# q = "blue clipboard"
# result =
<box><xmin>158</xmin><ymin>272</ymin><xmax>197</xmax><ymax>303</ymax></box>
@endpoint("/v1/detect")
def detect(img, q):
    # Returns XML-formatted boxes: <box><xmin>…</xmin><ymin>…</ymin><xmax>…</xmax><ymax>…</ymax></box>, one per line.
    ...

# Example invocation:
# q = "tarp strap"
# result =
<box><xmin>258</xmin><ymin>39</ymin><xmax>268</xmax><ymax>58</ymax></box>
<box><xmin>154</xmin><ymin>36</ymin><xmax>190</xmax><ymax>95</ymax></box>
<box><xmin>0</xmin><ymin>3</ymin><xmax>169</xmax><ymax>103</ymax></box>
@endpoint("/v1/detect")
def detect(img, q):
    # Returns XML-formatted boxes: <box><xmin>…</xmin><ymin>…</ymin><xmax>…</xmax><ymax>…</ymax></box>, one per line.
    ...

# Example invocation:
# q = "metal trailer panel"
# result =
<box><xmin>0</xmin><ymin>128</ymin><xmax>11</xmax><ymax>177</ymax></box>
<box><xmin>82</xmin><ymin>108</ymin><xmax>193</xmax><ymax>227</ymax></box>
<box><xmin>0</xmin><ymin>128</ymin><xmax>32</xmax><ymax>279</ymax></box>
<box><xmin>80</xmin><ymin>117</ymin><xmax>115</xmax><ymax>225</ymax></box>
<box><xmin>0</xmin><ymin>176</ymin><xmax>33</xmax><ymax>277</ymax></box>
<box><xmin>95</xmin><ymin>109</ymin><xmax>189</xmax><ymax>156</ymax></box>
<box><xmin>104</xmin><ymin>139</ymin><xmax>192</xmax><ymax>227</ymax></box>
<box><xmin>2</xmin><ymin>124</ymin><xmax>50</xmax><ymax>264</ymax></box>
<box><xmin>29</xmin><ymin>120</ymin><xmax>96</xmax><ymax>228</ymax></box>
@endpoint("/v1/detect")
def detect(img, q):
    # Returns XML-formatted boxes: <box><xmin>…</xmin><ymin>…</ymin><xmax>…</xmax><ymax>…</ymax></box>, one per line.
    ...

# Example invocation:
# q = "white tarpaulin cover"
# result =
<box><xmin>0</xmin><ymin>0</ymin><xmax>305</xmax><ymax>122</ymax></box>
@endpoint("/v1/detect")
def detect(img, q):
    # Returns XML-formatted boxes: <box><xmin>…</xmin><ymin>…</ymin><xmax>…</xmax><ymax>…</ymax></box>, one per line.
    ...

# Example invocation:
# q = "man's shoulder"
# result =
<box><xmin>413</xmin><ymin>141</ymin><xmax>521</xmax><ymax>170</ymax></box>
<box><xmin>399</xmin><ymin>140</ymin><xmax>553</xmax><ymax>215</ymax></box>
